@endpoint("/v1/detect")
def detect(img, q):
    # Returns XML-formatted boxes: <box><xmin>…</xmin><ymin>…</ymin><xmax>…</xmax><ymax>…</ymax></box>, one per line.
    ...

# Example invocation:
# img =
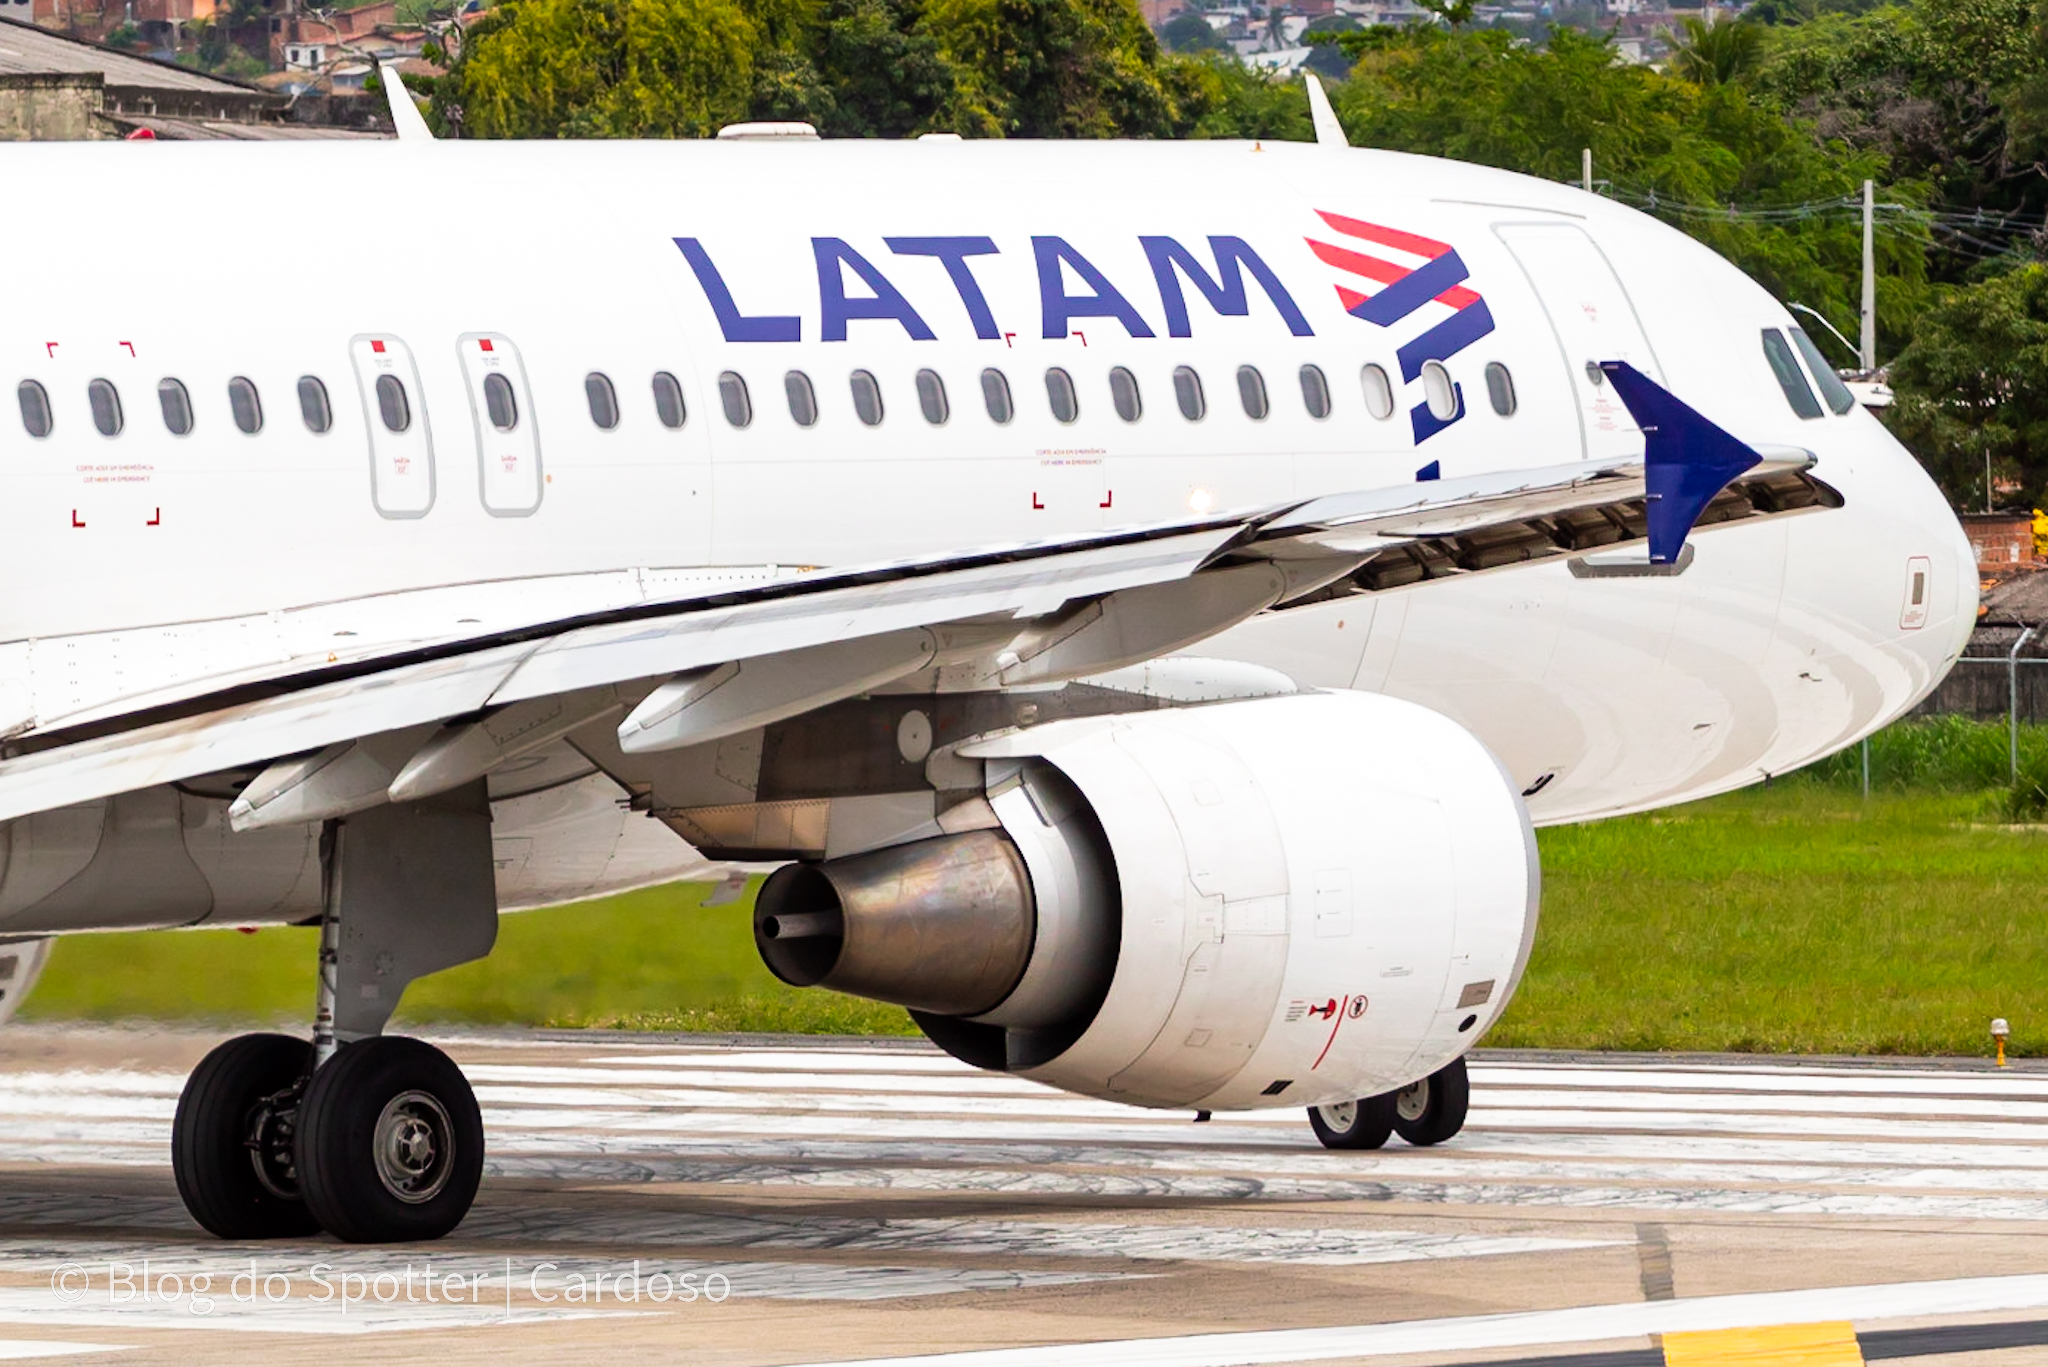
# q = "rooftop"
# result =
<box><xmin>0</xmin><ymin>14</ymin><xmax>258</xmax><ymax>94</ymax></box>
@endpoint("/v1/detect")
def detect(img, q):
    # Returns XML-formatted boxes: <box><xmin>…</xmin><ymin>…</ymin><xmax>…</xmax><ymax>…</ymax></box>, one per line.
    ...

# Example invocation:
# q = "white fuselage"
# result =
<box><xmin>0</xmin><ymin>137</ymin><xmax>1973</xmax><ymax>925</ymax></box>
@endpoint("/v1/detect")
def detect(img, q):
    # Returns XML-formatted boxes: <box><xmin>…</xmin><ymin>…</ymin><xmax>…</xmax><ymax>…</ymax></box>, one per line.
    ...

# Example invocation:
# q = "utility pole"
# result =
<box><xmin>1582</xmin><ymin>148</ymin><xmax>1592</xmax><ymax>195</ymax></box>
<box><xmin>1859</xmin><ymin>179</ymin><xmax>1877</xmax><ymax>372</ymax></box>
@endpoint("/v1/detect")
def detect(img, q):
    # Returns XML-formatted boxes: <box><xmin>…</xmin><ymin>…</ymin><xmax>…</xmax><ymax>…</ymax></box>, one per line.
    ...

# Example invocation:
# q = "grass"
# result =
<box><xmin>22</xmin><ymin>719</ymin><xmax>2048</xmax><ymax>1058</ymax></box>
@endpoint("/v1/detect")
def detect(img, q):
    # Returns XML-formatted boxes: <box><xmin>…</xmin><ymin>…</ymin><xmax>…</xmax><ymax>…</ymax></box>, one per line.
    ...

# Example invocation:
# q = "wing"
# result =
<box><xmin>0</xmin><ymin>374</ymin><xmax>1839</xmax><ymax>829</ymax></box>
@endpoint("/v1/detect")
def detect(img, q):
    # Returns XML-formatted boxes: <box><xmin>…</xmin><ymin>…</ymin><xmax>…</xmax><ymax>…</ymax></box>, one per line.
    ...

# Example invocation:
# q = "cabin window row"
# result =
<box><xmin>712</xmin><ymin>361</ymin><xmax>1518</xmax><ymax>430</ymax></box>
<box><xmin>15</xmin><ymin>360</ymin><xmax>1521</xmax><ymax>442</ymax></box>
<box><xmin>13</xmin><ymin>371</ymin><xmax>692</xmax><ymax>441</ymax></box>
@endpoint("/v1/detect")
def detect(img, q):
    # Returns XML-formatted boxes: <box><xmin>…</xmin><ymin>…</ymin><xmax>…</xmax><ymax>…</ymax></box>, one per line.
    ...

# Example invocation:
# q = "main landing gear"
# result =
<box><xmin>171</xmin><ymin>787</ymin><xmax>499</xmax><ymax>1243</ymax></box>
<box><xmin>1308</xmin><ymin>1056</ymin><xmax>1470</xmax><ymax>1150</ymax></box>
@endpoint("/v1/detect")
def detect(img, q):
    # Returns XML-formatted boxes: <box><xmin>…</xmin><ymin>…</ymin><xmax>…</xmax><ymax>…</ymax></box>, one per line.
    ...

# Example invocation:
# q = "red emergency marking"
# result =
<box><xmin>1031</xmin><ymin>492</ymin><xmax>1044</xmax><ymax>510</ymax></box>
<box><xmin>1311</xmin><ymin>995</ymin><xmax>1352</xmax><ymax>1070</ymax></box>
<box><xmin>1072</xmin><ymin>330</ymin><xmax>1089</xmax><ymax>347</ymax></box>
<box><xmin>479</xmin><ymin>339</ymin><xmax>494</xmax><ymax>352</ymax></box>
<box><xmin>146</xmin><ymin>508</ymin><xmax>160</xmax><ymax>527</ymax></box>
<box><xmin>70</xmin><ymin>510</ymin><xmax>84</xmax><ymax>529</ymax></box>
<box><xmin>44</xmin><ymin>343</ymin><xmax>57</xmax><ymax>357</ymax></box>
<box><xmin>371</xmin><ymin>340</ymin><xmax>387</xmax><ymax>354</ymax></box>
<box><xmin>1003</xmin><ymin>332</ymin><xmax>1016</xmax><ymax>348</ymax></box>
<box><xmin>1099</xmin><ymin>490</ymin><xmax>1113</xmax><ymax>509</ymax></box>
<box><xmin>119</xmin><ymin>342</ymin><xmax>135</xmax><ymax>357</ymax></box>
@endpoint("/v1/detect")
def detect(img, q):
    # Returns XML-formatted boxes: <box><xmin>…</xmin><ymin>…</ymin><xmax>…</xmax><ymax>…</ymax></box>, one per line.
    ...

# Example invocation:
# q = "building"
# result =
<box><xmin>0</xmin><ymin>14</ymin><xmax>388</xmax><ymax>137</ymax></box>
<box><xmin>1962</xmin><ymin>512</ymin><xmax>2044</xmax><ymax>576</ymax></box>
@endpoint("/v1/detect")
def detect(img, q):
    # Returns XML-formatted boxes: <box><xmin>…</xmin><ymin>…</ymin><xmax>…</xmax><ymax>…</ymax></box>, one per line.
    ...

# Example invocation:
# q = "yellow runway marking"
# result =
<box><xmin>1663</xmin><ymin>1321</ymin><xmax>1862</xmax><ymax>1366</ymax></box>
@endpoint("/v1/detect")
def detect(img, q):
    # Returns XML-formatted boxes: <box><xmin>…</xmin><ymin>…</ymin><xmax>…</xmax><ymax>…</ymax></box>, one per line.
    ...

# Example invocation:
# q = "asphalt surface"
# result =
<box><xmin>2</xmin><ymin>1026</ymin><xmax>2046</xmax><ymax>1366</ymax></box>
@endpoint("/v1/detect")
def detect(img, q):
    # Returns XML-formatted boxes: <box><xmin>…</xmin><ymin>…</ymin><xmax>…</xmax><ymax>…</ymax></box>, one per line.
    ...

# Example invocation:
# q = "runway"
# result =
<box><xmin>2</xmin><ymin>1028</ymin><xmax>2048</xmax><ymax>1365</ymax></box>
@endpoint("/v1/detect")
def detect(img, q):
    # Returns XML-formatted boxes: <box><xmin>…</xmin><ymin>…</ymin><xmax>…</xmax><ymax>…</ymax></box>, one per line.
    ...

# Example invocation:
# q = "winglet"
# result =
<box><xmin>1599</xmin><ymin>361</ymin><xmax>1761</xmax><ymax>564</ymax></box>
<box><xmin>1304</xmin><ymin>74</ymin><xmax>1348</xmax><ymax>149</ymax></box>
<box><xmin>380</xmin><ymin>62</ymin><xmax>434</xmax><ymax>142</ymax></box>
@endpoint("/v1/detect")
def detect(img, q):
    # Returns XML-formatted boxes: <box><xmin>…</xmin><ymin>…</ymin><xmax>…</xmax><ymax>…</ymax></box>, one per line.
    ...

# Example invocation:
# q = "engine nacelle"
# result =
<box><xmin>755</xmin><ymin>690</ymin><xmax>1538</xmax><ymax>1111</ymax></box>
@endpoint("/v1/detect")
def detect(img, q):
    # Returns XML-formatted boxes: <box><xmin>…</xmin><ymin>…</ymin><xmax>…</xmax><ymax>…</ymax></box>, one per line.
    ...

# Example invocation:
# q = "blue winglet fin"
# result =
<box><xmin>1598</xmin><ymin>361</ymin><xmax>1761</xmax><ymax>565</ymax></box>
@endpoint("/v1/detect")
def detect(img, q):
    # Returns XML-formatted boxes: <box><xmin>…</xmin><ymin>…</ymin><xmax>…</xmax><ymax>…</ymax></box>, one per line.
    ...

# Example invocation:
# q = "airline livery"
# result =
<box><xmin>0</xmin><ymin>85</ymin><xmax>1973</xmax><ymax>1244</ymax></box>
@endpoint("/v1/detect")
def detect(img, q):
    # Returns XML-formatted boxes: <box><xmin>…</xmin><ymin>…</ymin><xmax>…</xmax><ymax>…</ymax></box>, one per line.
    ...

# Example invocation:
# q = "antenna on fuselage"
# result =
<box><xmin>1304</xmin><ymin>74</ymin><xmax>1348</xmax><ymax>150</ymax></box>
<box><xmin>380</xmin><ymin>62</ymin><xmax>435</xmax><ymax>142</ymax></box>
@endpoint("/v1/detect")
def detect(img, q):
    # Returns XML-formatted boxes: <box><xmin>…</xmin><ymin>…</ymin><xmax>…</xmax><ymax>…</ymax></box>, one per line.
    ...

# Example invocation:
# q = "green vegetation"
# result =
<box><xmin>24</xmin><ymin>719</ymin><xmax>2048</xmax><ymax>1059</ymax></box>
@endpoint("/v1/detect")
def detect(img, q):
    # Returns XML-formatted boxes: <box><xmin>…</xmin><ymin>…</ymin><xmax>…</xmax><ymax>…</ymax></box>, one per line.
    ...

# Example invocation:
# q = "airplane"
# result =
<box><xmin>0</xmin><ymin>70</ymin><xmax>1973</xmax><ymax>1244</ymax></box>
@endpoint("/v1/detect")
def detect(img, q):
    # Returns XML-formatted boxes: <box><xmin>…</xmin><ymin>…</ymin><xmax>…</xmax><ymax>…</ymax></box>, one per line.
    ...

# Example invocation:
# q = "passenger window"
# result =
<box><xmin>719</xmin><ymin>371</ymin><xmax>752</xmax><ymax>428</ymax></box>
<box><xmin>1045</xmin><ymin>367</ymin><xmax>1078</xmax><ymax>424</ymax></box>
<box><xmin>1484</xmin><ymin>362</ymin><xmax>1516</xmax><ymax>417</ymax></box>
<box><xmin>17</xmin><ymin>380</ymin><xmax>51</xmax><ymax>439</ymax></box>
<box><xmin>157</xmin><ymin>379</ymin><xmax>193</xmax><ymax>436</ymax></box>
<box><xmin>1109</xmin><ymin>366</ymin><xmax>1142</xmax><ymax>423</ymax></box>
<box><xmin>1789</xmin><ymin>328</ymin><xmax>1857</xmax><ymax>415</ymax></box>
<box><xmin>850</xmin><ymin>370</ymin><xmax>883</xmax><ymax>427</ymax></box>
<box><xmin>298</xmin><ymin>376</ymin><xmax>333</xmax><ymax>433</ymax></box>
<box><xmin>786</xmin><ymin>370</ymin><xmax>819</xmax><ymax>427</ymax></box>
<box><xmin>374</xmin><ymin>374</ymin><xmax>411</xmax><ymax>433</ymax></box>
<box><xmin>1360</xmin><ymin>363</ymin><xmax>1394</xmax><ymax>420</ymax></box>
<box><xmin>981</xmin><ymin>368</ymin><xmax>1013</xmax><ymax>424</ymax></box>
<box><xmin>1236</xmin><ymin>365</ymin><xmax>1269</xmax><ymax>420</ymax></box>
<box><xmin>482</xmin><ymin>372</ymin><xmax>519</xmax><ymax>432</ymax></box>
<box><xmin>915</xmin><ymin>369</ymin><xmax>949</xmax><ymax>425</ymax></box>
<box><xmin>1173</xmin><ymin>365</ymin><xmax>1205</xmax><ymax>421</ymax></box>
<box><xmin>228</xmin><ymin>376</ymin><xmax>262</xmax><ymax>435</ymax></box>
<box><xmin>1761</xmin><ymin>330</ymin><xmax>1822</xmax><ymax>420</ymax></box>
<box><xmin>1421</xmin><ymin>361</ymin><xmax>1459</xmax><ymax>421</ymax></box>
<box><xmin>585</xmin><ymin>372</ymin><xmax>621</xmax><ymax>430</ymax></box>
<box><xmin>1299</xmin><ymin>364</ymin><xmax>1331</xmax><ymax>420</ymax></box>
<box><xmin>88</xmin><ymin>379</ymin><xmax>123</xmax><ymax>437</ymax></box>
<box><xmin>652</xmin><ymin>371</ymin><xmax>687</xmax><ymax>429</ymax></box>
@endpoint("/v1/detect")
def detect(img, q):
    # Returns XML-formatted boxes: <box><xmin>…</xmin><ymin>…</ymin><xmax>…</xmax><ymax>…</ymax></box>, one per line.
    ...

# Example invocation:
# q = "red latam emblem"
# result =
<box><xmin>1305</xmin><ymin>998</ymin><xmax>1338</xmax><ymax>1021</ymax></box>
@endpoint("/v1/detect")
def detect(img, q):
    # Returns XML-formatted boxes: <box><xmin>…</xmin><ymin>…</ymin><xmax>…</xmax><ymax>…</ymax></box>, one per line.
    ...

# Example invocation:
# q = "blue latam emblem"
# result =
<box><xmin>1305</xmin><ymin>210</ymin><xmax>1496</xmax><ymax>444</ymax></box>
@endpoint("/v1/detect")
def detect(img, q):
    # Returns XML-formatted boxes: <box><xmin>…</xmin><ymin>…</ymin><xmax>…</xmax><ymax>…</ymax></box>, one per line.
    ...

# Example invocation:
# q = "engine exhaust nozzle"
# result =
<box><xmin>753</xmin><ymin>829</ymin><xmax>1036</xmax><ymax>1018</ymax></box>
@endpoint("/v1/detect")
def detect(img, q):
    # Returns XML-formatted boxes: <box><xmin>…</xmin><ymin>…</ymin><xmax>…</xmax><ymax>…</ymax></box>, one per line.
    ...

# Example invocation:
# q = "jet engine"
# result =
<box><xmin>756</xmin><ymin>690</ymin><xmax>1538</xmax><ymax>1111</ymax></box>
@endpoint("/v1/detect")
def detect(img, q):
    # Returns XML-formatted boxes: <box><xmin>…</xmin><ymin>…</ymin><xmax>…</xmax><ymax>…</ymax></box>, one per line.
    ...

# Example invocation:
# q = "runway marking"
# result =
<box><xmin>0</xmin><ymin>1344</ymin><xmax>126</xmax><ymax>1361</ymax></box>
<box><xmin>1661</xmin><ymin>1321</ymin><xmax>1861</xmax><ymax>1366</ymax></box>
<box><xmin>772</xmin><ymin>1273</ymin><xmax>2048</xmax><ymax>1367</ymax></box>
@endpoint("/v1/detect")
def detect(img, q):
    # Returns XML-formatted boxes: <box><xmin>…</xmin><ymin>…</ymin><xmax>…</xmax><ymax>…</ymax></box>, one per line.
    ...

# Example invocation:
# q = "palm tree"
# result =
<box><xmin>1668</xmin><ymin>13</ymin><xmax>1762</xmax><ymax>86</ymax></box>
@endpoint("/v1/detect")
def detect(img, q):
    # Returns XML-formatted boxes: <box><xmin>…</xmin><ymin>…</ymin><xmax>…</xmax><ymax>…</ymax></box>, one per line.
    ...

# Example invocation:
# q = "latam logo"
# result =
<box><xmin>1305</xmin><ymin>211</ymin><xmax>1496</xmax><ymax>444</ymax></box>
<box><xmin>676</xmin><ymin>214</ymin><xmax>1488</xmax><ymax>444</ymax></box>
<box><xmin>674</xmin><ymin>235</ymin><xmax>1312</xmax><ymax>346</ymax></box>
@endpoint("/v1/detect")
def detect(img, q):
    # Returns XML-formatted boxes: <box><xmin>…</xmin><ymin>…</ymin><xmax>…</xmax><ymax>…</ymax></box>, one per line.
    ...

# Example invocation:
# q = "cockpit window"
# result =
<box><xmin>1788</xmin><ymin>327</ymin><xmax>1857</xmax><ymax>415</ymax></box>
<box><xmin>1761</xmin><ymin>329</ymin><xmax>1823</xmax><ymax>420</ymax></box>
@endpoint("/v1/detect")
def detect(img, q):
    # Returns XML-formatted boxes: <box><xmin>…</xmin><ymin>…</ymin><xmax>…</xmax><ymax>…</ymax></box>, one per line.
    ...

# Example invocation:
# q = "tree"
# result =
<box><xmin>1886</xmin><ymin>264</ymin><xmax>2048</xmax><ymax>509</ymax></box>
<box><xmin>1160</xmin><ymin>11</ymin><xmax>1221</xmax><ymax>53</ymax></box>
<box><xmin>1668</xmin><ymin>14</ymin><xmax>1763</xmax><ymax>86</ymax></box>
<box><xmin>921</xmin><ymin>0</ymin><xmax>1185</xmax><ymax>136</ymax></box>
<box><xmin>436</xmin><ymin>0</ymin><xmax>761</xmax><ymax>137</ymax></box>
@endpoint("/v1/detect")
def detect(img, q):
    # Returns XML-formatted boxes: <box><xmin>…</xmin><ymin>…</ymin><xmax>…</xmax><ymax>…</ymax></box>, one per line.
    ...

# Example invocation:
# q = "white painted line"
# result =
<box><xmin>776</xmin><ymin>1272</ymin><xmax>2048</xmax><ymax>1367</ymax></box>
<box><xmin>0</xmin><ymin>1343</ymin><xmax>126</xmax><ymax>1361</ymax></box>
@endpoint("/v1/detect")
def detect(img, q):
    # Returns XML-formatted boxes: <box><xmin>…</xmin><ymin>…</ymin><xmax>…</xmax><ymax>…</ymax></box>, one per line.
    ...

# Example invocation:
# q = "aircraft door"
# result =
<box><xmin>456</xmin><ymin>333</ymin><xmax>543</xmax><ymax>516</ymax></box>
<box><xmin>349</xmin><ymin>334</ymin><xmax>436</xmax><ymax>519</ymax></box>
<box><xmin>1493</xmin><ymin>223</ymin><xmax>1662</xmax><ymax>462</ymax></box>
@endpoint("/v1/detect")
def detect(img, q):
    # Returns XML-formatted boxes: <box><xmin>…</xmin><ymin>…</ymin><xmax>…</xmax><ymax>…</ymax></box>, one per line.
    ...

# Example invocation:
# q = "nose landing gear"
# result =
<box><xmin>1308</xmin><ymin>1056</ymin><xmax>1470</xmax><ymax>1151</ymax></box>
<box><xmin>169</xmin><ymin>786</ymin><xmax>498</xmax><ymax>1244</ymax></box>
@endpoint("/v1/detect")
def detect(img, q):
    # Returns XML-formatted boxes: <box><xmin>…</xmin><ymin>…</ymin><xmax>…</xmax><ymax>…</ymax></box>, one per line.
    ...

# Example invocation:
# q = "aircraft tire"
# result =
<box><xmin>296</xmin><ymin>1035</ymin><xmax>483</xmax><ymax>1244</ymax></box>
<box><xmin>1307</xmin><ymin>1094</ymin><xmax>1396</xmax><ymax>1150</ymax></box>
<box><xmin>1390</xmin><ymin>1056</ymin><xmax>1470</xmax><ymax>1147</ymax></box>
<box><xmin>172</xmin><ymin>1032</ymin><xmax>323</xmax><ymax>1240</ymax></box>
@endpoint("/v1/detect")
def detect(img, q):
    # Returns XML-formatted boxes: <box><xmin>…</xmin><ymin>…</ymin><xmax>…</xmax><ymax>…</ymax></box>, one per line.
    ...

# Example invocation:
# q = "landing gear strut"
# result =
<box><xmin>170</xmin><ymin>786</ymin><xmax>498</xmax><ymax>1243</ymax></box>
<box><xmin>1308</xmin><ymin>1056</ymin><xmax>1470</xmax><ymax>1151</ymax></box>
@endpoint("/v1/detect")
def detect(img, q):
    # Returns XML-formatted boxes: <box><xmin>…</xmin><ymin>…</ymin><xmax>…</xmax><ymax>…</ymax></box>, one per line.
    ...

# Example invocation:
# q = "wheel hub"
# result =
<box><xmin>374</xmin><ymin>1090</ymin><xmax>454</xmax><ymax>1204</ymax></box>
<box><xmin>1395</xmin><ymin>1078</ymin><xmax>1431</xmax><ymax>1123</ymax></box>
<box><xmin>1318</xmin><ymin>1100</ymin><xmax>1357</xmax><ymax>1129</ymax></box>
<box><xmin>244</xmin><ymin>1084</ymin><xmax>303</xmax><ymax>1201</ymax></box>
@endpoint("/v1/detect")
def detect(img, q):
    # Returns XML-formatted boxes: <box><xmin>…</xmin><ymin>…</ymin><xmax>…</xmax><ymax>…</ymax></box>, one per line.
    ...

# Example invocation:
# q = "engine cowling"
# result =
<box><xmin>754</xmin><ymin>689</ymin><xmax>1538</xmax><ymax>1111</ymax></box>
